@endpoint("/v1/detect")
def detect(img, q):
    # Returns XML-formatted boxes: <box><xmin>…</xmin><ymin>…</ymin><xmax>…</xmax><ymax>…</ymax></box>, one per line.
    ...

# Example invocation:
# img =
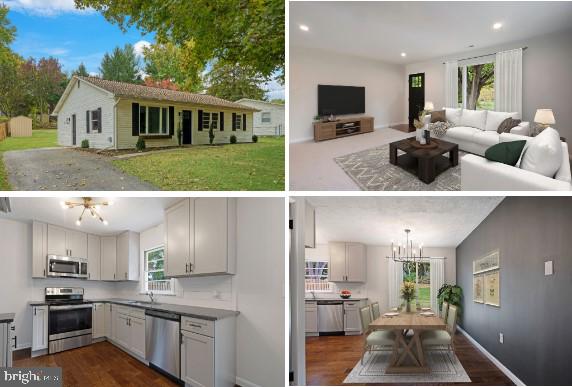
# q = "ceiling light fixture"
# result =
<box><xmin>299</xmin><ymin>24</ymin><xmax>309</xmax><ymax>32</ymax></box>
<box><xmin>493</xmin><ymin>22</ymin><xmax>503</xmax><ymax>30</ymax></box>
<box><xmin>401</xmin><ymin>52</ymin><xmax>407</xmax><ymax>57</ymax></box>
<box><xmin>386</xmin><ymin>229</ymin><xmax>445</xmax><ymax>262</ymax></box>
<box><xmin>61</xmin><ymin>197</ymin><xmax>110</xmax><ymax>226</ymax></box>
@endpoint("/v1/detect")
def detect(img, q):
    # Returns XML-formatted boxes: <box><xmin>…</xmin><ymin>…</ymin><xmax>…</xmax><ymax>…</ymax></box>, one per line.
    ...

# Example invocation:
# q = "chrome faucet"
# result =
<box><xmin>148</xmin><ymin>291</ymin><xmax>155</xmax><ymax>304</ymax></box>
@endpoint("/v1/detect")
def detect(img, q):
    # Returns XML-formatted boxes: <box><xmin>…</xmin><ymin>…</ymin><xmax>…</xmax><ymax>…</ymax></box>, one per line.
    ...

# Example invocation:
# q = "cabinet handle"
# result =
<box><xmin>125</xmin><ymin>272</ymin><xmax>127</xmax><ymax>279</ymax></box>
<box><xmin>189</xmin><ymin>263</ymin><xmax>194</xmax><ymax>272</ymax></box>
<box><xmin>188</xmin><ymin>323</ymin><xmax>203</xmax><ymax>328</ymax></box>
<box><xmin>43</xmin><ymin>269</ymin><xmax>45</xmax><ymax>276</ymax></box>
<box><xmin>113</xmin><ymin>273</ymin><xmax>115</xmax><ymax>280</ymax></box>
<box><xmin>34</xmin><ymin>307</ymin><xmax>36</xmax><ymax>316</ymax></box>
<box><xmin>88</xmin><ymin>273</ymin><xmax>90</xmax><ymax>279</ymax></box>
<box><xmin>185</xmin><ymin>263</ymin><xmax>189</xmax><ymax>273</ymax></box>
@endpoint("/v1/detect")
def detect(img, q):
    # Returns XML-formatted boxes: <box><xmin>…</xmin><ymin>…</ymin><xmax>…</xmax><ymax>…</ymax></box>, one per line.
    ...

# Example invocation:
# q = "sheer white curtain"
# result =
<box><xmin>388</xmin><ymin>259</ymin><xmax>403</xmax><ymax>308</ymax></box>
<box><xmin>430</xmin><ymin>259</ymin><xmax>445</xmax><ymax>312</ymax></box>
<box><xmin>444</xmin><ymin>61</ymin><xmax>458</xmax><ymax>108</ymax></box>
<box><xmin>495</xmin><ymin>48</ymin><xmax>523</xmax><ymax>116</ymax></box>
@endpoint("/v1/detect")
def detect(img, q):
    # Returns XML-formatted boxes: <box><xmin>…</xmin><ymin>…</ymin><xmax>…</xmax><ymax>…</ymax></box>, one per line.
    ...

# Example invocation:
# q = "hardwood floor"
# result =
<box><xmin>14</xmin><ymin>341</ymin><xmax>178</xmax><ymax>387</ymax></box>
<box><xmin>306</xmin><ymin>331</ymin><xmax>514</xmax><ymax>386</ymax></box>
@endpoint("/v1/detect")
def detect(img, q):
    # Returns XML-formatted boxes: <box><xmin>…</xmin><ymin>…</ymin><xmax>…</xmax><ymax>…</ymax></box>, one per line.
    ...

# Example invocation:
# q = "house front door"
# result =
<box><xmin>72</xmin><ymin>114</ymin><xmax>76</xmax><ymax>146</ymax></box>
<box><xmin>182</xmin><ymin>110</ymin><xmax>192</xmax><ymax>144</ymax></box>
<box><xmin>408</xmin><ymin>73</ymin><xmax>425</xmax><ymax>127</ymax></box>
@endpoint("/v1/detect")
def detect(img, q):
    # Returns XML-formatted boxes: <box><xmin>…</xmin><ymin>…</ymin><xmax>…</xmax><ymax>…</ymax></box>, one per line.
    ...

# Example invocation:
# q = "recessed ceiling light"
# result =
<box><xmin>493</xmin><ymin>23</ymin><xmax>503</xmax><ymax>30</ymax></box>
<box><xmin>401</xmin><ymin>52</ymin><xmax>406</xmax><ymax>57</ymax></box>
<box><xmin>299</xmin><ymin>24</ymin><xmax>309</xmax><ymax>32</ymax></box>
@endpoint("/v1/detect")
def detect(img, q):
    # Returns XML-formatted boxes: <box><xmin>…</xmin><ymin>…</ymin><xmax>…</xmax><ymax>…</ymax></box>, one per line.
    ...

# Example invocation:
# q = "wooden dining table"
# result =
<box><xmin>369</xmin><ymin>310</ymin><xmax>446</xmax><ymax>374</ymax></box>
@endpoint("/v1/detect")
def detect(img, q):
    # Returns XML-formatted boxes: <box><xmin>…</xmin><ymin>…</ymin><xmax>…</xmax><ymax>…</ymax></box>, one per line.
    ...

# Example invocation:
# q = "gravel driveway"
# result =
<box><xmin>3</xmin><ymin>148</ymin><xmax>158</xmax><ymax>191</ymax></box>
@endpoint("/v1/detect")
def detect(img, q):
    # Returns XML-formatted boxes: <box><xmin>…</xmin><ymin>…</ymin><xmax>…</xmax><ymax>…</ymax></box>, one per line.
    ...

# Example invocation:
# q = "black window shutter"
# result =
<box><xmin>169</xmin><ymin>106</ymin><xmax>175</xmax><ymax>135</ymax></box>
<box><xmin>232</xmin><ymin>113</ymin><xmax>236</xmax><ymax>131</ymax></box>
<box><xmin>220</xmin><ymin>112</ymin><xmax>224</xmax><ymax>131</ymax></box>
<box><xmin>198</xmin><ymin>109</ymin><xmax>203</xmax><ymax>131</ymax></box>
<box><xmin>243</xmin><ymin>114</ymin><xmax>247</xmax><ymax>131</ymax></box>
<box><xmin>98</xmin><ymin>108</ymin><xmax>102</xmax><ymax>133</ymax></box>
<box><xmin>86</xmin><ymin>111</ymin><xmax>90</xmax><ymax>133</ymax></box>
<box><xmin>132</xmin><ymin>103</ymin><xmax>139</xmax><ymax>136</ymax></box>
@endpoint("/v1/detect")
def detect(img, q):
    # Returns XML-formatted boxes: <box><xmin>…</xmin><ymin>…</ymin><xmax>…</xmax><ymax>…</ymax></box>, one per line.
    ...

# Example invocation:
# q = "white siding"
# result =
<box><xmin>57</xmin><ymin>80</ymin><xmax>116</xmax><ymax>149</ymax></box>
<box><xmin>236</xmin><ymin>100</ymin><xmax>284</xmax><ymax>136</ymax></box>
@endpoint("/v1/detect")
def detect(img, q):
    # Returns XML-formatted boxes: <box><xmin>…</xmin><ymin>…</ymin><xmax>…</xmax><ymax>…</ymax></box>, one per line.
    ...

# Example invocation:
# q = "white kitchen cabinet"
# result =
<box><xmin>104</xmin><ymin>303</ymin><xmax>112</xmax><ymax>338</ymax></box>
<box><xmin>165</xmin><ymin>198</ymin><xmax>193</xmax><ymax>277</ymax></box>
<box><xmin>100</xmin><ymin>236</ymin><xmax>117</xmax><ymax>281</ymax></box>
<box><xmin>304</xmin><ymin>202</ymin><xmax>316</xmax><ymax>248</ymax></box>
<box><xmin>129</xmin><ymin>316</ymin><xmax>145</xmax><ymax>358</ymax></box>
<box><xmin>92</xmin><ymin>303</ymin><xmax>105</xmax><ymax>339</ymax></box>
<box><xmin>46</xmin><ymin>224</ymin><xmax>67</xmax><ymax>256</ymax></box>
<box><xmin>180</xmin><ymin>316</ymin><xmax>236</xmax><ymax>387</ymax></box>
<box><xmin>47</xmin><ymin>224</ymin><xmax>87</xmax><ymax>258</ymax></box>
<box><xmin>31</xmin><ymin>305</ymin><xmax>48</xmax><ymax>354</ymax></box>
<box><xmin>115</xmin><ymin>312</ymin><xmax>130</xmax><ymax>349</ymax></box>
<box><xmin>116</xmin><ymin>231</ymin><xmax>140</xmax><ymax>281</ymax></box>
<box><xmin>112</xmin><ymin>306</ymin><xmax>145</xmax><ymax>359</ymax></box>
<box><xmin>305</xmin><ymin>301</ymin><xmax>318</xmax><ymax>336</ymax></box>
<box><xmin>66</xmin><ymin>229</ymin><xmax>87</xmax><ymax>258</ymax></box>
<box><xmin>32</xmin><ymin>221</ymin><xmax>48</xmax><ymax>278</ymax></box>
<box><xmin>87</xmin><ymin>234</ymin><xmax>101</xmax><ymax>281</ymax></box>
<box><xmin>343</xmin><ymin>300</ymin><xmax>363</xmax><ymax>335</ymax></box>
<box><xmin>328</xmin><ymin>242</ymin><xmax>366</xmax><ymax>283</ymax></box>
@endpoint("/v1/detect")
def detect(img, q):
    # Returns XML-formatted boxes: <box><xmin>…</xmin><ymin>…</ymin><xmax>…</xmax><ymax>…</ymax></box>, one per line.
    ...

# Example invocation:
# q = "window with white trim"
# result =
<box><xmin>202</xmin><ymin>112</ymin><xmax>218</xmax><ymax>130</ymax></box>
<box><xmin>305</xmin><ymin>260</ymin><xmax>332</xmax><ymax>292</ymax></box>
<box><xmin>261</xmin><ymin>112</ymin><xmax>271</xmax><ymax>123</ymax></box>
<box><xmin>234</xmin><ymin>114</ymin><xmax>242</xmax><ymax>130</ymax></box>
<box><xmin>144</xmin><ymin>246</ymin><xmax>175</xmax><ymax>295</ymax></box>
<box><xmin>138</xmin><ymin>105</ymin><xmax>168</xmax><ymax>135</ymax></box>
<box><xmin>91</xmin><ymin>109</ymin><xmax>100</xmax><ymax>132</ymax></box>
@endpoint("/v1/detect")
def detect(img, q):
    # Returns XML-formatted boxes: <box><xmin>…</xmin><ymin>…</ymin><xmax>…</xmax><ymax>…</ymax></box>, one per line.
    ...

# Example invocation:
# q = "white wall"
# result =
<box><xmin>404</xmin><ymin>28</ymin><xmax>572</xmax><ymax>147</ymax></box>
<box><xmin>235</xmin><ymin>198</ymin><xmax>285</xmax><ymax>387</ymax></box>
<box><xmin>0</xmin><ymin>219</ymin><xmax>116</xmax><ymax>349</ymax></box>
<box><xmin>290</xmin><ymin>46</ymin><xmax>406</xmax><ymax>142</ymax></box>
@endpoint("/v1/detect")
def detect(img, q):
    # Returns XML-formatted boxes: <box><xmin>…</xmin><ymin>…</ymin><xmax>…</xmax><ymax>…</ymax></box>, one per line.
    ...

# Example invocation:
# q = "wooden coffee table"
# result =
<box><xmin>389</xmin><ymin>137</ymin><xmax>458</xmax><ymax>184</ymax></box>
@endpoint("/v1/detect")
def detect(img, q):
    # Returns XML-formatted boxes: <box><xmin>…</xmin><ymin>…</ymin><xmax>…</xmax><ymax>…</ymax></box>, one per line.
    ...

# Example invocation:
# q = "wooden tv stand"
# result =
<box><xmin>313</xmin><ymin>116</ymin><xmax>374</xmax><ymax>141</ymax></box>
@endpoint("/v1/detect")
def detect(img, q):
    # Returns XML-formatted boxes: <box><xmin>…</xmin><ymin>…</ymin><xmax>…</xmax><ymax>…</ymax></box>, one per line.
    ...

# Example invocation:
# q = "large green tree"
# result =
<box><xmin>100</xmin><ymin>44</ymin><xmax>141</xmax><ymax>83</ymax></box>
<box><xmin>0</xmin><ymin>53</ymin><xmax>29</xmax><ymax>117</ymax></box>
<box><xmin>74</xmin><ymin>0</ymin><xmax>284</xmax><ymax>82</ymax></box>
<box><xmin>143</xmin><ymin>40</ymin><xmax>203</xmax><ymax>92</ymax></box>
<box><xmin>206</xmin><ymin>61</ymin><xmax>266</xmax><ymax>101</ymax></box>
<box><xmin>72</xmin><ymin>62</ymin><xmax>89</xmax><ymax>77</ymax></box>
<box><xmin>21</xmin><ymin>57</ymin><xmax>67</xmax><ymax>116</ymax></box>
<box><xmin>0</xmin><ymin>4</ymin><xmax>16</xmax><ymax>63</ymax></box>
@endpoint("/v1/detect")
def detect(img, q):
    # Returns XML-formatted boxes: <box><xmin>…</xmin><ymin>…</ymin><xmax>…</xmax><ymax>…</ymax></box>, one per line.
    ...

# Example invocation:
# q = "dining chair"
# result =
<box><xmin>441</xmin><ymin>301</ymin><xmax>450</xmax><ymax>321</ymax></box>
<box><xmin>359</xmin><ymin>306</ymin><xmax>395</xmax><ymax>364</ymax></box>
<box><xmin>420</xmin><ymin>304</ymin><xmax>458</xmax><ymax>352</ymax></box>
<box><xmin>371</xmin><ymin>302</ymin><xmax>381</xmax><ymax>320</ymax></box>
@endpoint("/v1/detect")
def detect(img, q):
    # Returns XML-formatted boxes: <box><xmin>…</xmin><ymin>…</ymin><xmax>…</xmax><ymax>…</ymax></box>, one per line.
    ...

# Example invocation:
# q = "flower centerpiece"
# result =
<box><xmin>400</xmin><ymin>281</ymin><xmax>416</xmax><ymax>312</ymax></box>
<box><xmin>413</xmin><ymin>109</ymin><xmax>429</xmax><ymax>144</ymax></box>
<box><xmin>340</xmin><ymin>289</ymin><xmax>352</xmax><ymax>299</ymax></box>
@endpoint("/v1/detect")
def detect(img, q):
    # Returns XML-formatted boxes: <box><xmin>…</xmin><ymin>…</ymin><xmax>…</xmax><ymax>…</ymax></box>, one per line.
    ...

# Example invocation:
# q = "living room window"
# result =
<box><xmin>457</xmin><ymin>61</ymin><xmax>495</xmax><ymax>110</ymax></box>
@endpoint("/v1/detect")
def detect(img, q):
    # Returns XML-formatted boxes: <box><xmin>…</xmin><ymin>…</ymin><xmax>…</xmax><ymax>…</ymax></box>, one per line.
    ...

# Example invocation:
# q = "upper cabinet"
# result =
<box><xmin>304</xmin><ymin>202</ymin><xmax>316</xmax><ymax>248</ymax></box>
<box><xmin>87</xmin><ymin>234</ymin><xmax>101</xmax><ymax>281</ymax></box>
<box><xmin>100</xmin><ymin>236</ymin><xmax>117</xmax><ymax>281</ymax></box>
<box><xmin>165</xmin><ymin>198</ymin><xmax>236</xmax><ymax>277</ymax></box>
<box><xmin>32</xmin><ymin>221</ymin><xmax>48</xmax><ymax>278</ymax></box>
<box><xmin>116</xmin><ymin>231</ymin><xmax>140</xmax><ymax>281</ymax></box>
<box><xmin>46</xmin><ymin>224</ymin><xmax>87</xmax><ymax>258</ymax></box>
<box><xmin>328</xmin><ymin>242</ymin><xmax>366</xmax><ymax>283</ymax></box>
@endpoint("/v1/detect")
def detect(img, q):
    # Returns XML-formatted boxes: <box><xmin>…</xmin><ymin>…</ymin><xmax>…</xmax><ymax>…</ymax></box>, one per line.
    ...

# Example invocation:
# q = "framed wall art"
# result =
<box><xmin>473</xmin><ymin>250</ymin><xmax>500</xmax><ymax>274</ymax></box>
<box><xmin>484</xmin><ymin>270</ymin><xmax>500</xmax><ymax>307</ymax></box>
<box><xmin>473</xmin><ymin>274</ymin><xmax>484</xmax><ymax>303</ymax></box>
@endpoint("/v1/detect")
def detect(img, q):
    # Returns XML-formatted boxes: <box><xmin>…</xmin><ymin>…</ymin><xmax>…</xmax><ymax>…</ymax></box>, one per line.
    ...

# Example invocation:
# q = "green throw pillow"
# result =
<box><xmin>485</xmin><ymin>140</ymin><xmax>527</xmax><ymax>166</ymax></box>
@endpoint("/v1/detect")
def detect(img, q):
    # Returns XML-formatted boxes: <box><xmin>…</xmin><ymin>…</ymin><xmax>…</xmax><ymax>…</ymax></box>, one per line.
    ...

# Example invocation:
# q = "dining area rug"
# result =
<box><xmin>334</xmin><ymin>144</ymin><xmax>463</xmax><ymax>191</ymax></box>
<box><xmin>343</xmin><ymin>349</ymin><xmax>471</xmax><ymax>384</ymax></box>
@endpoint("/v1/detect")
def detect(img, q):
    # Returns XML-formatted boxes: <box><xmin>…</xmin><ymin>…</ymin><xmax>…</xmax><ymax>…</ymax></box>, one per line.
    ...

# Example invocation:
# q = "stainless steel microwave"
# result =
<box><xmin>47</xmin><ymin>255</ymin><xmax>88</xmax><ymax>279</ymax></box>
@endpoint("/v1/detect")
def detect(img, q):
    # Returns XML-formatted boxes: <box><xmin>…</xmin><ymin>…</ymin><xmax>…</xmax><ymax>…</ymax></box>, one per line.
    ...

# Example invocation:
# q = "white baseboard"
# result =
<box><xmin>457</xmin><ymin>326</ymin><xmax>526</xmax><ymax>386</ymax></box>
<box><xmin>235</xmin><ymin>376</ymin><xmax>262</xmax><ymax>387</ymax></box>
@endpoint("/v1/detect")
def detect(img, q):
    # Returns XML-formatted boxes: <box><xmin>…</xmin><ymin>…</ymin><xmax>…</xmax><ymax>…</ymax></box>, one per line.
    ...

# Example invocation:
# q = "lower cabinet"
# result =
<box><xmin>305</xmin><ymin>301</ymin><xmax>318</xmax><ymax>336</ymax></box>
<box><xmin>92</xmin><ymin>303</ymin><xmax>105</xmax><ymax>339</ymax></box>
<box><xmin>344</xmin><ymin>300</ymin><xmax>366</xmax><ymax>335</ymax></box>
<box><xmin>180</xmin><ymin>316</ymin><xmax>236</xmax><ymax>387</ymax></box>
<box><xmin>104</xmin><ymin>303</ymin><xmax>112</xmax><ymax>338</ymax></box>
<box><xmin>113</xmin><ymin>306</ymin><xmax>146</xmax><ymax>359</ymax></box>
<box><xmin>31</xmin><ymin>305</ymin><xmax>48</xmax><ymax>355</ymax></box>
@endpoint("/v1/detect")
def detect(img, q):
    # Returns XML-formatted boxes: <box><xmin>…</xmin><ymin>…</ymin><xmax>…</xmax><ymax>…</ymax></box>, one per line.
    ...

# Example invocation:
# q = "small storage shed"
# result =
<box><xmin>9</xmin><ymin>116</ymin><xmax>33</xmax><ymax>137</ymax></box>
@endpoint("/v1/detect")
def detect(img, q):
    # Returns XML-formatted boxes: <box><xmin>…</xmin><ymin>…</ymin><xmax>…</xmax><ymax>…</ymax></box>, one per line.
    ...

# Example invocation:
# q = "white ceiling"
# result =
<box><xmin>1</xmin><ymin>197</ymin><xmax>181</xmax><ymax>235</ymax></box>
<box><xmin>306</xmin><ymin>196</ymin><xmax>504</xmax><ymax>247</ymax></box>
<box><xmin>290</xmin><ymin>1</ymin><xmax>572</xmax><ymax>64</ymax></box>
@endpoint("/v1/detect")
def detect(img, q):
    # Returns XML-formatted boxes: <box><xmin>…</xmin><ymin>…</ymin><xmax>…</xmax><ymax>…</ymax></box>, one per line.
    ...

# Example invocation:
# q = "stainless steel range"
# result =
<box><xmin>45</xmin><ymin>287</ymin><xmax>92</xmax><ymax>354</ymax></box>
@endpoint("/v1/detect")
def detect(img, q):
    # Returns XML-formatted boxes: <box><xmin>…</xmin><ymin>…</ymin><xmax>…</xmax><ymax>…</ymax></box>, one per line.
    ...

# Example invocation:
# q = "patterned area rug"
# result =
<box><xmin>334</xmin><ymin>144</ymin><xmax>464</xmax><ymax>191</ymax></box>
<box><xmin>343</xmin><ymin>349</ymin><xmax>471</xmax><ymax>384</ymax></box>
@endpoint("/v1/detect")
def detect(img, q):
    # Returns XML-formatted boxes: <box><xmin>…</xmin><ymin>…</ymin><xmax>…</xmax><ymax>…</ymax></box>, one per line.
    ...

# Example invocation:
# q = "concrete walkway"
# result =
<box><xmin>3</xmin><ymin>148</ymin><xmax>158</xmax><ymax>191</ymax></box>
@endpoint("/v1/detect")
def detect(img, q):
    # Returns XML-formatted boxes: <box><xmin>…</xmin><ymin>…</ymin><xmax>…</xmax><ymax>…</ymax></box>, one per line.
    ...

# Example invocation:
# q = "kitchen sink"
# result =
<box><xmin>121</xmin><ymin>300</ymin><xmax>161</xmax><ymax>306</ymax></box>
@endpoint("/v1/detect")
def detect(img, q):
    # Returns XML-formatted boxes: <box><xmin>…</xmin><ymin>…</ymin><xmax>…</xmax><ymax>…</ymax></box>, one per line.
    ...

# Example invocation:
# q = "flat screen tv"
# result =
<box><xmin>318</xmin><ymin>85</ymin><xmax>365</xmax><ymax>116</ymax></box>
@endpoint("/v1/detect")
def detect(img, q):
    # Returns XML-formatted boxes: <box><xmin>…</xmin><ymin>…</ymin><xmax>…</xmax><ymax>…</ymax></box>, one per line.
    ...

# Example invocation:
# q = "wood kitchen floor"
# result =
<box><xmin>306</xmin><ymin>331</ymin><xmax>514</xmax><ymax>386</ymax></box>
<box><xmin>14</xmin><ymin>341</ymin><xmax>178</xmax><ymax>387</ymax></box>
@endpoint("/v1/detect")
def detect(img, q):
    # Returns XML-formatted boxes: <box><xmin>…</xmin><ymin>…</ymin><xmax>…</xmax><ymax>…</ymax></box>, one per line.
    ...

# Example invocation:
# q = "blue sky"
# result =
<box><xmin>5</xmin><ymin>0</ymin><xmax>284</xmax><ymax>99</ymax></box>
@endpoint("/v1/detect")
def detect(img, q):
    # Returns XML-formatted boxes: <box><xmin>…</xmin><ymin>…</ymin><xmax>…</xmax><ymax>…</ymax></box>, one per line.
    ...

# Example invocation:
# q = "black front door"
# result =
<box><xmin>408</xmin><ymin>73</ymin><xmax>425</xmax><ymax>126</ymax></box>
<box><xmin>182</xmin><ymin>110</ymin><xmax>192</xmax><ymax>144</ymax></box>
<box><xmin>72</xmin><ymin>114</ymin><xmax>76</xmax><ymax>145</ymax></box>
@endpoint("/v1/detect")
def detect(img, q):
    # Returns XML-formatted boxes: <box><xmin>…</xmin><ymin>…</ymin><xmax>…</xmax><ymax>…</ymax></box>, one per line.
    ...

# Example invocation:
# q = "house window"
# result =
<box><xmin>234</xmin><ymin>114</ymin><xmax>242</xmax><ymax>131</ymax></box>
<box><xmin>411</xmin><ymin>75</ymin><xmax>423</xmax><ymax>88</ymax></box>
<box><xmin>91</xmin><ymin>109</ymin><xmax>100</xmax><ymax>132</ymax></box>
<box><xmin>148</xmin><ymin>107</ymin><xmax>160</xmax><ymax>134</ymax></box>
<box><xmin>261</xmin><ymin>112</ymin><xmax>271</xmax><ymax>123</ymax></box>
<box><xmin>139</xmin><ymin>105</ymin><xmax>168</xmax><ymax>135</ymax></box>
<box><xmin>305</xmin><ymin>260</ymin><xmax>331</xmax><ymax>292</ymax></box>
<box><xmin>202</xmin><ymin>112</ymin><xmax>218</xmax><ymax>130</ymax></box>
<box><xmin>457</xmin><ymin>61</ymin><xmax>495</xmax><ymax>110</ymax></box>
<box><xmin>144</xmin><ymin>246</ymin><xmax>175</xmax><ymax>295</ymax></box>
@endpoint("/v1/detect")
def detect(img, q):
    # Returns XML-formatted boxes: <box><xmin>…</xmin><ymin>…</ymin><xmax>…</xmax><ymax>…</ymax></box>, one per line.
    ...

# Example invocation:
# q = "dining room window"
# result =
<box><xmin>403</xmin><ymin>261</ymin><xmax>431</xmax><ymax>307</ymax></box>
<box><xmin>305</xmin><ymin>260</ymin><xmax>331</xmax><ymax>292</ymax></box>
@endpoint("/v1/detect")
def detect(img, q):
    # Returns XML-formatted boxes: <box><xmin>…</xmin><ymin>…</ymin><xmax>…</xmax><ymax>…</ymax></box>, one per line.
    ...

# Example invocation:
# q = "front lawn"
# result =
<box><xmin>112</xmin><ymin>136</ymin><xmax>285</xmax><ymax>190</ymax></box>
<box><xmin>0</xmin><ymin>129</ymin><xmax>58</xmax><ymax>190</ymax></box>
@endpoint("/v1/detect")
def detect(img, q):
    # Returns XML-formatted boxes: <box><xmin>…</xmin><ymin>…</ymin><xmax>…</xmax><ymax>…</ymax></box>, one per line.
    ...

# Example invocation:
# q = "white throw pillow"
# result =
<box><xmin>460</xmin><ymin>109</ymin><xmax>487</xmax><ymax>131</ymax></box>
<box><xmin>485</xmin><ymin>111</ymin><xmax>517</xmax><ymax>132</ymax></box>
<box><xmin>443</xmin><ymin>108</ymin><xmax>462</xmax><ymax>126</ymax></box>
<box><xmin>519</xmin><ymin>127</ymin><xmax>562</xmax><ymax>178</ymax></box>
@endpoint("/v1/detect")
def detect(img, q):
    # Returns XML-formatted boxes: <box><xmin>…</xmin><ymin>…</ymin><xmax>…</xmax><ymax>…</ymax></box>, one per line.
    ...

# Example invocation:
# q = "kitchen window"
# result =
<box><xmin>261</xmin><ymin>112</ymin><xmax>271</xmax><ymax>123</ymax></box>
<box><xmin>139</xmin><ymin>105</ymin><xmax>168</xmax><ymax>135</ymax></box>
<box><xmin>305</xmin><ymin>260</ymin><xmax>331</xmax><ymax>292</ymax></box>
<box><xmin>144</xmin><ymin>247</ymin><xmax>175</xmax><ymax>295</ymax></box>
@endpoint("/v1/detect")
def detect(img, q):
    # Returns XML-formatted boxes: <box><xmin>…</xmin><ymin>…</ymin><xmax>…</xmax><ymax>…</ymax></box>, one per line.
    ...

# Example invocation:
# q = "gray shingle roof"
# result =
<box><xmin>76</xmin><ymin>76</ymin><xmax>258</xmax><ymax>111</ymax></box>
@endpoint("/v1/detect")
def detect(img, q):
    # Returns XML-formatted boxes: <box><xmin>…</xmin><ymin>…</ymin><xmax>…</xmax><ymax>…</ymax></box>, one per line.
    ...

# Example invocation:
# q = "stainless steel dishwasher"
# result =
<box><xmin>145</xmin><ymin>310</ymin><xmax>181</xmax><ymax>380</ymax></box>
<box><xmin>317</xmin><ymin>300</ymin><xmax>344</xmax><ymax>335</ymax></box>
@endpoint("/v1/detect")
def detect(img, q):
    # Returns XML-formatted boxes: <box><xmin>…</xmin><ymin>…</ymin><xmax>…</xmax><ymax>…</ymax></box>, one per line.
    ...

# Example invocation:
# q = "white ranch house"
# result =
<box><xmin>53</xmin><ymin>76</ymin><xmax>258</xmax><ymax>149</ymax></box>
<box><xmin>235</xmin><ymin>99</ymin><xmax>284</xmax><ymax>136</ymax></box>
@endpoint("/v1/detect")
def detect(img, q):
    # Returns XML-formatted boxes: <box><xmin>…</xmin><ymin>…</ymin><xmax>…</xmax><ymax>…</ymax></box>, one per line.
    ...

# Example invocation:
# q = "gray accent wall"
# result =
<box><xmin>456</xmin><ymin>197</ymin><xmax>572</xmax><ymax>385</ymax></box>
